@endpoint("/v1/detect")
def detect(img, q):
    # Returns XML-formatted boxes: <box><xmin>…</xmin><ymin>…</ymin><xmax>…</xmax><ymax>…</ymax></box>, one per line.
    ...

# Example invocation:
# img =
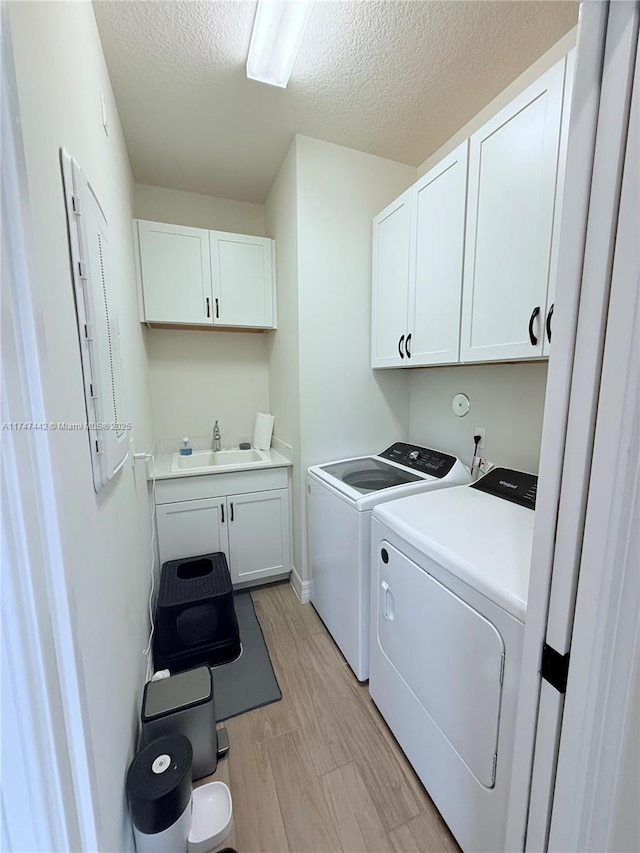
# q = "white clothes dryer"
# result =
<box><xmin>307</xmin><ymin>443</ymin><xmax>469</xmax><ymax>681</ymax></box>
<box><xmin>369</xmin><ymin>467</ymin><xmax>537</xmax><ymax>852</ymax></box>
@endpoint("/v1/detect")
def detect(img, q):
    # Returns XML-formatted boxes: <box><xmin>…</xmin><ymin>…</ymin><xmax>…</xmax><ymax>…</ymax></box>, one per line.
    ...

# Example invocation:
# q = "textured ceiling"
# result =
<box><xmin>94</xmin><ymin>0</ymin><xmax>578</xmax><ymax>203</ymax></box>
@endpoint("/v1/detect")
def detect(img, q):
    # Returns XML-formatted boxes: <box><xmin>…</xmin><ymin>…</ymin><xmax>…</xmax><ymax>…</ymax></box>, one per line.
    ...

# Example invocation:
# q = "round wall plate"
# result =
<box><xmin>452</xmin><ymin>393</ymin><xmax>470</xmax><ymax>417</ymax></box>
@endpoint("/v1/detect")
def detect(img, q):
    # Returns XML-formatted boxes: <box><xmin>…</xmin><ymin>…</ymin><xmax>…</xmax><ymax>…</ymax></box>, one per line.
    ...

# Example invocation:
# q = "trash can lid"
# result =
<box><xmin>126</xmin><ymin>734</ymin><xmax>193</xmax><ymax>835</ymax></box>
<box><xmin>143</xmin><ymin>666</ymin><xmax>213</xmax><ymax>720</ymax></box>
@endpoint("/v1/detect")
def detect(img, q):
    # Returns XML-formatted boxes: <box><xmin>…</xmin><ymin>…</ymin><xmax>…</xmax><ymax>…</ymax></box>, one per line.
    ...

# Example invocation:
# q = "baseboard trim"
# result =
<box><xmin>290</xmin><ymin>566</ymin><xmax>312</xmax><ymax>604</ymax></box>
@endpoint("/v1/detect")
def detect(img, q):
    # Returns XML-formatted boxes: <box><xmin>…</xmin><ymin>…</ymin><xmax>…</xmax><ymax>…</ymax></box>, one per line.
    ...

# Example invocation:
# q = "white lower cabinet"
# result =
<box><xmin>156</xmin><ymin>498</ymin><xmax>227</xmax><ymax>564</ymax></box>
<box><xmin>226</xmin><ymin>489</ymin><xmax>290</xmax><ymax>584</ymax></box>
<box><xmin>155</xmin><ymin>469</ymin><xmax>291</xmax><ymax>586</ymax></box>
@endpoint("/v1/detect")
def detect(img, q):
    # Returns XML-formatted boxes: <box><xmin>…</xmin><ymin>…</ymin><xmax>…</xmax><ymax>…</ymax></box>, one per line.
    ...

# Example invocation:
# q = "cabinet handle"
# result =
<box><xmin>405</xmin><ymin>333</ymin><xmax>412</xmax><ymax>359</ymax></box>
<box><xmin>206</xmin><ymin>297</ymin><xmax>211</xmax><ymax>318</ymax></box>
<box><xmin>230</xmin><ymin>502</ymin><xmax>234</xmax><ymax>522</ymax></box>
<box><xmin>215</xmin><ymin>298</ymin><xmax>219</xmax><ymax>319</ymax></box>
<box><xmin>398</xmin><ymin>334</ymin><xmax>405</xmax><ymax>359</ymax></box>
<box><xmin>221</xmin><ymin>503</ymin><xmax>225</xmax><ymax>523</ymax></box>
<box><xmin>546</xmin><ymin>304</ymin><xmax>554</xmax><ymax>343</ymax></box>
<box><xmin>528</xmin><ymin>306</ymin><xmax>541</xmax><ymax>346</ymax></box>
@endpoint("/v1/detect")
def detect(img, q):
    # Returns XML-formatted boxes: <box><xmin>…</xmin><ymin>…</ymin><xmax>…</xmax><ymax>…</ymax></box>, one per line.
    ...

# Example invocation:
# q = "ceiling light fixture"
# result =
<box><xmin>246</xmin><ymin>0</ymin><xmax>312</xmax><ymax>89</ymax></box>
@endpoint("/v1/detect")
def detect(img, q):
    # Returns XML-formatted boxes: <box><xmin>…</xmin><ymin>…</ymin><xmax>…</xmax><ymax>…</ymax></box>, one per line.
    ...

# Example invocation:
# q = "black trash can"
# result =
<box><xmin>141</xmin><ymin>667</ymin><xmax>217</xmax><ymax>780</ymax></box>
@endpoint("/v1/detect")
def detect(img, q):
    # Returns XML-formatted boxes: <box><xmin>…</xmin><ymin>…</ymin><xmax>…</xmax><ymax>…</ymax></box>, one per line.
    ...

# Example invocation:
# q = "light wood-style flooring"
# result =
<box><xmin>199</xmin><ymin>582</ymin><xmax>459</xmax><ymax>853</ymax></box>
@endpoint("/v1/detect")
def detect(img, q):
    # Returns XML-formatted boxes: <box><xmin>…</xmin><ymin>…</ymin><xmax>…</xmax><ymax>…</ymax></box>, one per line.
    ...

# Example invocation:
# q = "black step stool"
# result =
<box><xmin>153</xmin><ymin>552</ymin><xmax>240</xmax><ymax>673</ymax></box>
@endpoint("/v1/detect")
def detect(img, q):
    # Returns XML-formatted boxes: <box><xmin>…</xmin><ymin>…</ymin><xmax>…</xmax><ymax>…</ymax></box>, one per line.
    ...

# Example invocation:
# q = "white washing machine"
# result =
<box><xmin>307</xmin><ymin>442</ymin><xmax>469</xmax><ymax>681</ymax></box>
<box><xmin>369</xmin><ymin>467</ymin><xmax>537</xmax><ymax>852</ymax></box>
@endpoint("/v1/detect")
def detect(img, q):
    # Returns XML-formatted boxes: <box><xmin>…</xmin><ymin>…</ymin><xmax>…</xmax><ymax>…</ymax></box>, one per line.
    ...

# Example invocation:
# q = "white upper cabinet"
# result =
<box><xmin>371</xmin><ymin>191</ymin><xmax>412</xmax><ymax>368</ymax></box>
<box><xmin>137</xmin><ymin>221</ymin><xmax>212</xmax><ymax>325</ymax></box>
<box><xmin>460</xmin><ymin>58</ymin><xmax>566</xmax><ymax>362</ymax></box>
<box><xmin>136</xmin><ymin>221</ymin><xmax>276</xmax><ymax>330</ymax></box>
<box><xmin>371</xmin><ymin>143</ymin><xmax>468</xmax><ymax>369</ymax></box>
<box><xmin>210</xmin><ymin>232</ymin><xmax>274</xmax><ymax>328</ymax></box>
<box><xmin>409</xmin><ymin>142</ymin><xmax>468</xmax><ymax>366</ymax></box>
<box><xmin>543</xmin><ymin>49</ymin><xmax>576</xmax><ymax>357</ymax></box>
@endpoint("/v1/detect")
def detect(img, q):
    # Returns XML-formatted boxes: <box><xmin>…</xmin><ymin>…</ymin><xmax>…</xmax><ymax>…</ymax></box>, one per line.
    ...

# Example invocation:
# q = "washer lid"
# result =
<box><xmin>319</xmin><ymin>457</ymin><xmax>423</xmax><ymax>494</ymax></box>
<box><xmin>373</xmin><ymin>483</ymin><xmax>535</xmax><ymax>620</ymax></box>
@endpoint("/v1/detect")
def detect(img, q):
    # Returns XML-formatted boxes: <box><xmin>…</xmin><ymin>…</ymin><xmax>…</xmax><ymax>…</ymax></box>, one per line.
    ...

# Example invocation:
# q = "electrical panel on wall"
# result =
<box><xmin>61</xmin><ymin>150</ymin><xmax>128</xmax><ymax>492</ymax></box>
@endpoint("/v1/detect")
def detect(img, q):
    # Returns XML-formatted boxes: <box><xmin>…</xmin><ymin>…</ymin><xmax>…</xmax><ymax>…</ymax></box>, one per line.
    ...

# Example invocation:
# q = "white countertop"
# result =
<box><xmin>151</xmin><ymin>447</ymin><xmax>292</xmax><ymax>481</ymax></box>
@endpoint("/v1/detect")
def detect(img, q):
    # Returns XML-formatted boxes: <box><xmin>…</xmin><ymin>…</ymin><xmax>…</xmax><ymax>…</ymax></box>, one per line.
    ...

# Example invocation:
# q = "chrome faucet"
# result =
<box><xmin>212</xmin><ymin>420</ymin><xmax>221</xmax><ymax>452</ymax></box>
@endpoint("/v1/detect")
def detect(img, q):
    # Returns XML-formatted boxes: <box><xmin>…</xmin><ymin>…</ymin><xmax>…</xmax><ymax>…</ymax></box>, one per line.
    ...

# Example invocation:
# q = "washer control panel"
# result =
<box><xmin>379</xmin><ymin>443</ymin><xmax>457</xmax><ymax>478</ymax></box>
<box><xmin>471</xmin><ymin>467</ymin><xmax>538</xmax><ymax>509</ymax></box>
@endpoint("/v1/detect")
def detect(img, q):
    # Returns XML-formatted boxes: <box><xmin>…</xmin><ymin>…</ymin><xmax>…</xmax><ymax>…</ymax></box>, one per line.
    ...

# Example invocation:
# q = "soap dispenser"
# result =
<box><xmin>180</xmin><ymin>435</ymin><xmax>192</xmax><ymax>456</ymax></box>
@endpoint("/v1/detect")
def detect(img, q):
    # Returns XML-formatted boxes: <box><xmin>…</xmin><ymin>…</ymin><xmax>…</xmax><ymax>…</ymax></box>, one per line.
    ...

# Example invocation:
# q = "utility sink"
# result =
<box><xmin>171</xmin><ymin>448</ymin><xmax>266</xmax><ymax>473</ymax></box>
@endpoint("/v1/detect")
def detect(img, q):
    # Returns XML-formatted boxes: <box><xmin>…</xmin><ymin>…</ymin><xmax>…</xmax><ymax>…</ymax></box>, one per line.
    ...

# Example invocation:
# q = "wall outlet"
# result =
<box><xmin>473</xmin><ymin>427</ymin><xmax>486</xmax><ymax>451</ymax></box>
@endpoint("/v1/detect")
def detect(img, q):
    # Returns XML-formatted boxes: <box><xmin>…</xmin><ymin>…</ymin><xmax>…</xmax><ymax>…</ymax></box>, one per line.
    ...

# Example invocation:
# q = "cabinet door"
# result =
<box><xmin>544</xmin><ymin>49</ymin><xmax>575</xmax><ymax>357</ymax></box>
<box><xmin>210</xmin><ymin>232</ymin><xmax>274</xmax><ymax>328</ymax></box>
<box><xmin>371</xmin><ymin>190</ymin><xmax>412</xmax><ymax>368</ymax></box>
<box><xmin>460</xmin><ymin>59</ymin><xmax>565</xmax><ymax>362</ymax></box>
<box><xmin>137</xmin><ymin>221</ymin><xmax>213</xmax><ymax>325</ymax></box>
<box><xmin>226</xmin><ymin>489</ymin><xmax>290</xmax><ymax>585</ymax></box>
<box><xmin>409</xmin><ymin>141</ymin><xmax>468</xmax><ymax>366</ymax></box>
<box><xmin>156</xmin><ymin>498</ymin><xmax>228</xmax><ymax>565</ymax></box>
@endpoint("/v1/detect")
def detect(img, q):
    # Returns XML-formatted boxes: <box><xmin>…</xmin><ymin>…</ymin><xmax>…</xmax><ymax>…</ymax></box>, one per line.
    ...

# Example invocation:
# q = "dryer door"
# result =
<box><xmin>376</xmin><ymin>540</ymin><xmax>505</xmax><ymax>787</ymax></box>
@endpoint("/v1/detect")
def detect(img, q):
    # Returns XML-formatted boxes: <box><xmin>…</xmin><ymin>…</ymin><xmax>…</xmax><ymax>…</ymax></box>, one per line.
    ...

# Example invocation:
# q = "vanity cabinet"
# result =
<box><xmin>155</xmin><ymin>468</ymin><xmax>291</xmax><ymax>586</ymax></box>
<box><xmin>135</xmin><ymin>220</ymin><xmax>276</xmax><ymax>330</ymax></box>
<box><xmin>371</xmin><ymin>142</ymin><xmax>468</xmax><ymax>369</ymax></box>
<box><xmin>460</xmin><ymin>58</ymin><xmax>567</xmax><ymax>362</ymax></box>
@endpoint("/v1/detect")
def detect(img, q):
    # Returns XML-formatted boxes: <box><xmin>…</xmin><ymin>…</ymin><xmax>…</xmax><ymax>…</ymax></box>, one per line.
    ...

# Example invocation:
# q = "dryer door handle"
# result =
<box><xmin>381</xmin><ymin>581</ymin><xmax>395</xmax><ymax>621</ymax></box>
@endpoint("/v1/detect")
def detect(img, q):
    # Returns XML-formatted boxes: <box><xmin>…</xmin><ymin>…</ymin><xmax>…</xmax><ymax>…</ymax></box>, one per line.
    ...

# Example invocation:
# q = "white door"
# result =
<box><xmin>409</xmin><ymin>141</ymin><xmax>468</xmax><ymax>366</ymax></box>
<box><xmin>137</xmin><ymin>220</ymin><xmax>213</xmax><ymax>325</ymax></box>
<box><xmin>156</xmin><ymin>498</ymin><xmax>228</xmax><ymax>565</ymax></box>
<box><xmin>210</xmin><ymin>231</ymin><xmax>274</xmax><ymax>328</ymax></box>
<box><xmin>226</xmin><ymin>489</ymin><xmax>290</xmax><ymax>584</ymax></box>
<box><xmin>371</xmin><ymin>190</ymin><xmax>412</xmax><ymax>368</ymax></box>
<box><xmin>460</xmin><ymin>59</ymin><xmax>565</xmax><ymax>362</ymax></box>
<box><xmin>505</xmin><ymin>6</ymin><xmax>638</xmax><ymax>849</ymax></box>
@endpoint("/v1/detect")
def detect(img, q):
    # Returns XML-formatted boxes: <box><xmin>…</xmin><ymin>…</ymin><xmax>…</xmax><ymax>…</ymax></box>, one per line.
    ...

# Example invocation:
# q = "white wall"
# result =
<box><xmin>134</xmin><ymin>183</ymin><xmax>271</xmax><ymax>447</ymax></box>
<box><xmin>147</xmin><ymin>329</ymin><xmax>270</xmax><ymax>447</ymax></box>
<box><xmin>294</xmin><ymin>135</ymin><xmax>415</xmax><ymax>580</ymax></box>
<box><xmin>265</xmin><ymin>142</ymin><xmax>303</xmax><ymax>573</ymax></box>
<box><xmin>417</xmin><ymin>29</ymin><xmax>577</xmax><ymax>177</ymax></box>
<box><xmin>296</xmin><ymin>135</ymin><xmax>414</xmax><ymax>466</ymax></box>
<box><xmin>409</xmin><ymin>362</ymin><xmax>548</xmax><ymax>472</ymax></box>
<box><xmin>8</xmin><ymin>3</ymin><xmax>154</xmax><ymax>850</ymax></box>
<box><xmin>134</xmin><ymin>183</ymin><xmax>266</xmax><ymax>235</ymax></box>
